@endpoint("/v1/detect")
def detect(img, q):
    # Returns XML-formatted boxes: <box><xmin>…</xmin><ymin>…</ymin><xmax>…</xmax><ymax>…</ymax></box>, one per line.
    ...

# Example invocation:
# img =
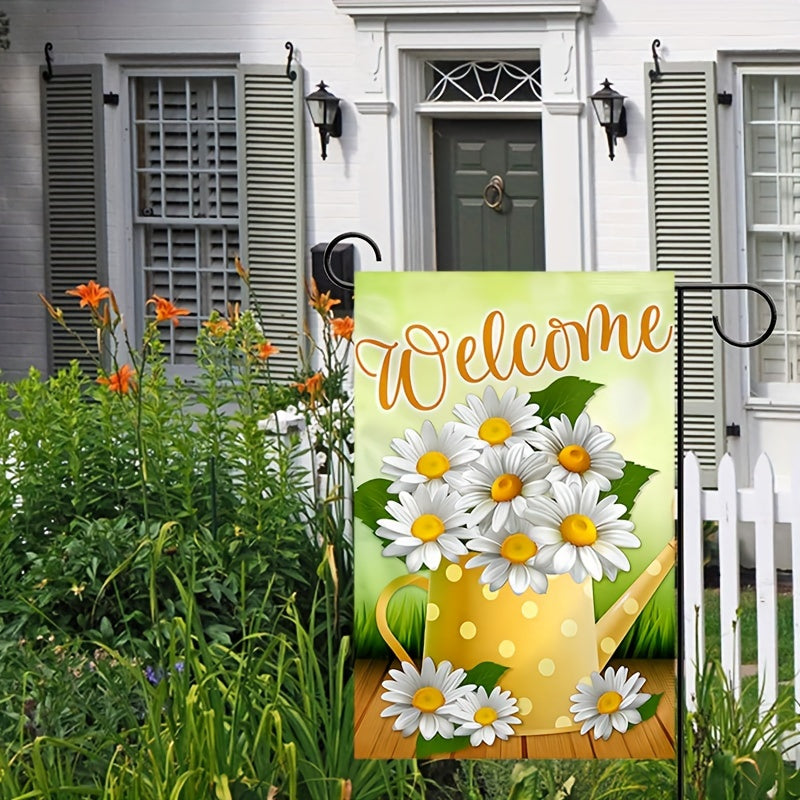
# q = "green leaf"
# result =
<box><xmin>739</xmin><ymin>749</ymin><xmax>779</xmax><ymax>800</ymax></box>
<box><xmin>604</xmin><ymin>461</ymin><xmax>657</xmax><ymax>519</ymax></box>
<box><xmin>416</xmin><ymin>731</ymin><xmax>471</xmax><ymax>758</ymax></box>
<box><xmin>708</xmin><ymin>751</ymin><xmax>736</xmax><ymax>800</ymax></box>
<box><xmin>464</xmin><ymin>661</ymin><xmax>509</xmax><ymax>692</ymax></box>
<box><xmin>529</xmin><ymin>376</ymin><xmax>603</xmax><ymax>425</ymax></box>
<box><xmin>354</xmin><ymin>478</ymin><xmax>395</xmax><ymax>531</ymax></box>
<box><xmin>637</xmin><ymin>692</ymin><xmax>662</xmax><ymax>722</ymax></box>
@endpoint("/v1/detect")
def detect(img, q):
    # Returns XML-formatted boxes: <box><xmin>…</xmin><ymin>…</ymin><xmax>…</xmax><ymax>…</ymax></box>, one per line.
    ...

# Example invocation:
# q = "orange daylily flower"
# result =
<box><xmin>97</xmin><ymin>363</ymin><xmax>135</xmax><ymax>395</ymax></box>
<box><xmin>308</xmin><ymin>278</ymin><xmax>341</xmax><ymax>315</ymax></box>
<box><xmin>203</xmin><ymin>318</ymin><xmax>232</xmax><ymax>337</ymax></box>
<box><xmin>148</xmin><ymin>295</ymin><xmax>190</xmax><ymax>327</ymax></box>
<box><xmin>330</xmin><ymin>316</ymin><xmax>354</xmax><ymax>341</ymax></box>
<box><xmin>66</xmin><ymin>280</ymin><xmax>111</xmax><ymax>309</ymax></box>
<box><xmin>295</xmin><ymin>372</ymin><xmax>325</xmax><ymax>406</ymax></box>
<box><xmin>256</xmin><ymin>341</ymin><xmax>280</xmax><ymax>360</ymax></box>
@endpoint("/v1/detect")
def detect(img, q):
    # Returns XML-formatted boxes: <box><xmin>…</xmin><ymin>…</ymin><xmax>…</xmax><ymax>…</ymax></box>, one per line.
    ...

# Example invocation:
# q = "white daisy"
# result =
<box><xmin>381</xmin><ymin>419</ymin><xmax>480</xmax><ymax>494</ymax></box>
<box><xmin>465</xmin><ymin>512</ymin><xmax>549</xmax><ymax>594</ymax></box>
<box><xmin>458</xmin><ymin>443</ymin><xmax>550</xmax><ymax>532</ymax></box>
<box><xmin>531</xmin><ymin>412</ymin><xmax>625</xmax><ymax>491</ymax></box>
<box><xmin>451</xmin><ymin>685</ymin><xmax>522</xmax><ymax>747</ymax></box>
<box><xmin>569</xmin><ymin>666</ymin><xmax>650</xmax><ymax>740</ymax></box>
<box><xmin>380</xmin><ymin>657</ymin><xmax>476</xmax><ymax>740</ymax></box>
<box><xmin>377</xmin><ymin>483</ymin><xmax>474</xmax><ymax>572</ymax></box>
<box><xmin>525</xmin><ymin>481</ymin><xmax>639</xmax><ymax>582</ymax></box>
<box><xmin>452</xmin><ymin>386</ymin><xmax>542</xmax><ymax>450</ymax></box>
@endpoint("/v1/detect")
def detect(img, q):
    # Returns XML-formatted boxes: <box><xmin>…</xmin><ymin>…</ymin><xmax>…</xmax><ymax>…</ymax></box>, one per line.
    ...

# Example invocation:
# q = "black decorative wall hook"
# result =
<box><xmin>285</xmin><ymin>41</ymin><xmax>297</xmax><ymax>82</ymax></box>
<box><xmin>42</xmin><ymin>42</ymin><xmax>54</xmax><ymax>82</ymax></box>
<box><xmin>323</xmin><ymin>231</ymin><xmax>382</xmax><ymax>290</ymax></box>
<box><xmin>674</xmin><ymin>281</ymin><xmax>776</xmax><ymax>799</ymax></box>
<box><xmin>649</xmin><ymin>38</ymin><xmax>662</xmax><ymax>82</ymax></box>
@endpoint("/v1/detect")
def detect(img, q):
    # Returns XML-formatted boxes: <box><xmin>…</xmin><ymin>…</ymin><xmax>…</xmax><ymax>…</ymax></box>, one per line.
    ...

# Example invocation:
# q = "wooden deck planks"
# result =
<box><xmin>355</xmin><ymin>658</ymin><xmax>675</xmax><ymax>760</ymax></box>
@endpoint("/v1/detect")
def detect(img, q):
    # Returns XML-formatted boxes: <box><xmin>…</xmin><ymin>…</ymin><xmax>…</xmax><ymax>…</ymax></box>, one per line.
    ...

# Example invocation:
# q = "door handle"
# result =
<box><xmin>483</xmin><ymin>175</ymin><xmax>504</xmax><ymax>211</ymax></box>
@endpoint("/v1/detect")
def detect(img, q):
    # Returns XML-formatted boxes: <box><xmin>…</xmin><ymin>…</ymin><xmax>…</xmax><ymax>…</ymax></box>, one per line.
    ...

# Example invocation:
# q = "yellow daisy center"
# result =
<box><xmin>474</xmin><ymin>706</ymin><xmax>499</xmax><ymax>726</ymax></box>
<box><xmin>557</xmin><ymin>444</ymin><xmax>592</xmax><ymax>474</ymax></box>
<box><xmin>478</xmin><ymin>416</ymin><xmax>513</xmax><ymax>445</ymax></box>
<box><xmin>412</xmin><ymin>686</ymin><xmax>445</xmax><ymax>713</ymax></box>
<box><xmin>596</xmin><ymin>690</ymin><xmax>623</xmax><ymax>715</ymax></box>
<box><xmin>491</xmin><ymin>473</ymin><xmax>523</xmax><ymax>502</ymax></box>
<box><xmin>560</xmin><ymin>514</ymin><xmax>598</xmax><ymax>547</ymax></box>
<box><xmin>411</xmin><ymin>514</ymin><xmax>445</xmax><ymax>542</ymax></box>
<box><xmin>500</xmin><ymin>533</ymin><xmax>538</xmax><ymax>564</ymax></box>
<box><xmin>416</xmin><ymin>450</ymin><xmax>450</xmax><ymax>479</ymax></box>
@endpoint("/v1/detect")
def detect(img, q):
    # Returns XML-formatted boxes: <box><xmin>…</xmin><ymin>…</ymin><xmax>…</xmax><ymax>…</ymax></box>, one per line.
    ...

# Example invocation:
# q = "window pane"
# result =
<box><xmin>133</xmin><ymin>75</ymin><xmax>240</xmax><ymax>366</ymax></box>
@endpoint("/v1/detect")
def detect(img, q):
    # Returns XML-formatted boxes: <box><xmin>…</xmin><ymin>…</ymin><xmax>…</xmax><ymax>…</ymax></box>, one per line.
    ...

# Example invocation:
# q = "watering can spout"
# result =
<box><xmin>594</xmin><ymin>538</ymin><xmax>677</xmax><ymax>669</ymax></box>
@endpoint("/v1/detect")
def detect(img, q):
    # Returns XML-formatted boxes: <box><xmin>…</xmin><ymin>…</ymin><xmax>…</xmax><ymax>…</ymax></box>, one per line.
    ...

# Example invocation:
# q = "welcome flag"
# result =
<box><xmin>352</xmin><ymin>272</ymin><xmax>675</xmax><ymax>760</ymax></box>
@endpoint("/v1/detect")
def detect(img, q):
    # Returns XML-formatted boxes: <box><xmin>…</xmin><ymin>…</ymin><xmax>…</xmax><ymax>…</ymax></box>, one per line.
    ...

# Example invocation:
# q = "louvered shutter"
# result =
<box><xmin>645</xmin><ymin>62</ymin><xmax>724</xmax><ymax>486</ymax></box>
<box><xmin>238</xmin><ymin>66</ymin><xmax>305</xmax><ymax>381</ymax></box>
<box><xmin>41</xmin><ymin>65</ymin><xmax>107</xmax><ymax>373</ymax></box>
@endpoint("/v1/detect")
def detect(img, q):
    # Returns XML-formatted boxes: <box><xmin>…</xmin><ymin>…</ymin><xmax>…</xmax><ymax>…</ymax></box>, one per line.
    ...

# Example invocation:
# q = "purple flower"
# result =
<box><xmin>144</xmin><ymin>665</ymin><xmax>164</xmax><ymax>686</ymax></box>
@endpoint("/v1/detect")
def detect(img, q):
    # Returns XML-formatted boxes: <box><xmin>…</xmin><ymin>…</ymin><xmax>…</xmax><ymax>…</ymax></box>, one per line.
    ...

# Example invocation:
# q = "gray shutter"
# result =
<box><xmin>238</xmin><ymin>66</ymin><xmax>305</xmax><ymax>382</ymax></box>
<box><xmin>41</xmin><ymin>65</ymin><xmax>107</xmax><ymax>373</ymax></box>
<box><xmin>645</xmin><ymin>62</ymin><xmax>724</xmax><ymax>485</ymax></box>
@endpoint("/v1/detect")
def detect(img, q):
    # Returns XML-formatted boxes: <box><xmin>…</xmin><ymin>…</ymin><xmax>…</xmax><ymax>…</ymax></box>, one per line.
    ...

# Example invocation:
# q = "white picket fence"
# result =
<box><xmin>683</xmin><ymin>451</ymin><xmax>800</xmax><ymax>758</ymax></box>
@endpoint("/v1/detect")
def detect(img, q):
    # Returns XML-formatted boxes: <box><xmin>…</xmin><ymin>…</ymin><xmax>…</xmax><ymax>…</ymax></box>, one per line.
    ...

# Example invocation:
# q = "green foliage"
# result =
<box><xmin>528</xmin><ymin>376</ymin><xmax>602</xmax><ymax>424</ymax></box>
<box><xmin>685</xmin><ymin>655</ymin><xmax>800</xmax><ymax>799</ymax></box>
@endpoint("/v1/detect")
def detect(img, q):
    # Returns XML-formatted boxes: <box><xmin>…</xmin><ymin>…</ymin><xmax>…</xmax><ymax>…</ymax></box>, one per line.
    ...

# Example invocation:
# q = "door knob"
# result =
<box><xmin>483</xmin><ymin>175</ymin><xmax>504</xmax><ymax>211</ymax></box>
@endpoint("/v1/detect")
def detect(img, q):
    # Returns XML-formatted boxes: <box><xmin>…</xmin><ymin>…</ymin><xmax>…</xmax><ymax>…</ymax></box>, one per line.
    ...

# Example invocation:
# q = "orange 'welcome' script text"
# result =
<box><xmin>354</xmin><ymin>304</ymin><xmax>672</xmax><ymax>411</ymax></box>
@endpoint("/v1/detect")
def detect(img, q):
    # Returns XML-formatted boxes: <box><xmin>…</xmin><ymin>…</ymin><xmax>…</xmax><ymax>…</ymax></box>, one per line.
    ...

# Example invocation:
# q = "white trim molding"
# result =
<box><xmin>355</xmin><ymin>100</ymin><xmax>395</xmax><ymax>115</ymax></box>
<box><xmin>333</xmin><ymin>0</ymin><xmax>597</xmax><ymax>15</ymax></box>
<box><xmin>543</xmin><ymin>100</ymin><xmax>585</xmax><ymax>115</ymax></box>
<box><xmin>338</xmin><ymin>2</ymin><xmax>597</xmax><ymax>271</ymax></box>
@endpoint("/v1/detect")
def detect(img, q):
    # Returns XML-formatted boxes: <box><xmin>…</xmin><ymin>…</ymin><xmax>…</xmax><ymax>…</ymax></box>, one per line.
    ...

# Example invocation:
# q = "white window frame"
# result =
<box><xmin>738</xmin><ymin>64</ymin><xmax>800</xmax><ymax>405</ymax></box>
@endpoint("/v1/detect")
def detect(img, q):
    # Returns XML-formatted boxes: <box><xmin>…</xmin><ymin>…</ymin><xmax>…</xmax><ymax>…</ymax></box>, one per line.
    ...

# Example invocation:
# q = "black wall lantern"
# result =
<box><xmin>590</xmin><ymin>78</ymin><xmax>627</xmax><ymax>161</ymax></box>
<box><xmin>305</xmin><ymin>81</ymin><xmax>342</xmax><ymax>161</ymax></box>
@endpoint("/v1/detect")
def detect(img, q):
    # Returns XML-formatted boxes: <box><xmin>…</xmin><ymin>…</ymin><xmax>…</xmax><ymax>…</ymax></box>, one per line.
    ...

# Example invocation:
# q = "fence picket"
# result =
<box><xmin>683</xmin><ymin>451</ymin><xmax>704</xmax><ymax>710</ymax></box>
<box><xmin>753</xmin><ymin>453</ymin><xmax>778</xmax><ymax>725</ymax></box>
<box><xmin>717</xmin><ymin>453</ymin><xmax>741</xmax><ymax>697</ymax></box>
<box><xmin>792</xmin><ymin>455</ymin><xmax>800</xmax><ymax>765</ymax></box>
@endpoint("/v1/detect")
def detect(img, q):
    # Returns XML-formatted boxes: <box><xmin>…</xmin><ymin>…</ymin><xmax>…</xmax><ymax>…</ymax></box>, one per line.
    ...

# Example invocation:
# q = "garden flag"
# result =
<box><xmin>353</xmin><ymin>272</ymin><xmax>676</xmax><ymax>760</ymax></box>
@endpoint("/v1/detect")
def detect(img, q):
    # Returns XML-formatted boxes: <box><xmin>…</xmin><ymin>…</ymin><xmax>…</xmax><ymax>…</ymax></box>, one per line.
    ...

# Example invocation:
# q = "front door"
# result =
<box><xmin>433</xmin><ymin>118</ymin><xmax>545</xmax><ymax>271</ymax></box>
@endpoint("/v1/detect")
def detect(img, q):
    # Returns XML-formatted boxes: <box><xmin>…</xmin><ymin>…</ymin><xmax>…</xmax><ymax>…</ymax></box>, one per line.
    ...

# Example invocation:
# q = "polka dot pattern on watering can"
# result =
<box><xmin>446</xmin><ymin>564</ymin><xmax>462</xmax><ymax>582</ymax></box>
<box><xmin>623</xmin><ymin>597</ymin><xmax>639</xmax><ymax>615</ymax></box>
<box><xmin>521</xmin><ymin>600</ymin><xmax>538</xmax><ymax>619</ymax></box>
<box><xmin>498</xmin><ymin>640</ymin><xmax>516</xmax><ymax>658</ymax></box>
<box><xmin>600</xmin><ymin>637</ymin><xmax>616</xmax><ymax>655</ymax></box>
<box><xmin>560</xmin><ymin>619</ymin><xmax>578</xmax><ymax>637</ymax></box>
<box><xmin>426</xmin><ymin>603</ymin><xmax>440</xmax><ymax>621</ymax></box>
<box><xmin>538</xmin><ymin>658</ymin><xmax>555</xmax><ymax>676</ymax></box>
<box><xmin>482</xmin><ymin>585</ymin><xmax>499</xmax><ymax>600</ymax></box>
<box><xmin>517</xmin><ymin>697</ymin><xmax>533</xmax><ymax>716</ymax></box>
<box><xmin>460</xmin><ymin>621</ymin><xmax>477</xmax><ymax>639</ymax></box>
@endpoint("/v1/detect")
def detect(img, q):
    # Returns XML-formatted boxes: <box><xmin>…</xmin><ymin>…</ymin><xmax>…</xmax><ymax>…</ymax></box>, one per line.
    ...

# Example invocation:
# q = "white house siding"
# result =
<box><xmin>0</xmin><ymin>0</ymin><xmax>799</xmax><ymax>478</ymax></box>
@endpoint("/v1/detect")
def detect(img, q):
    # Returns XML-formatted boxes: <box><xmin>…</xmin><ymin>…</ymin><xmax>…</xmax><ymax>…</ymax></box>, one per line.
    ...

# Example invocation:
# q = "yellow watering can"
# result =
<box><xmin>376</xmin><ymin>539</ymin><xmax>675</xmax><ymax>736</ymax></box>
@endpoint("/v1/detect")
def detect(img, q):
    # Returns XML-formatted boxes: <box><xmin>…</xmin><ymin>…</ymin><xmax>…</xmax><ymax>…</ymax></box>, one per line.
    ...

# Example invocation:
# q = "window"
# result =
<box><xmin>744</xmin><ymin>74</ymin><xmax>800</xmax><ymax>389</ymax></box>
<box><xmin>131</xmin><ymin>74</ymin><xmax>243</xmax><ymax>365</ymax></box>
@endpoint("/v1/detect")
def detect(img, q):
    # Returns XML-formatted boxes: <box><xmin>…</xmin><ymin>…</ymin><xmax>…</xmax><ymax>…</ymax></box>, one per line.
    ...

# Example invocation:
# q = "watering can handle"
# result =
<box><xmin>375</xmin><ymin>573</ymin><xmax>429</xmax><ymax>664</ymax></box>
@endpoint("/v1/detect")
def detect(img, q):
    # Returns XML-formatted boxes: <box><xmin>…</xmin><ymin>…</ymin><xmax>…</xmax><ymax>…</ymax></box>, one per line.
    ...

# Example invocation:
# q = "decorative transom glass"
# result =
<box><xmin>425</xmin><ymin>60</ymin><xmax>542</xmax><ymax>103</ymax></box>
<box><xmin>744</xmin><ymin>74</ymin><xmax>800</xmax><ymax>384</ymax></box>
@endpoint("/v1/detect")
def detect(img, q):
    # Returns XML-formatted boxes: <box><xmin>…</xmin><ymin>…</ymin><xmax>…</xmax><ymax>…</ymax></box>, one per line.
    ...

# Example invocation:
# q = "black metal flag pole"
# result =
<box><xmin>675</xmin><ymin>283</ymin><xmax>776</xmax><ymax>799</ymax></box>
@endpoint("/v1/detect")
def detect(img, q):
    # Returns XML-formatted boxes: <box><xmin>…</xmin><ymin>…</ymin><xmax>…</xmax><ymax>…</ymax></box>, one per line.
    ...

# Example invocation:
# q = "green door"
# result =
<box><xmin>433</xmin><ymin>118</ymin><xmax>545</xmax><ymax>271</ymax></box>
